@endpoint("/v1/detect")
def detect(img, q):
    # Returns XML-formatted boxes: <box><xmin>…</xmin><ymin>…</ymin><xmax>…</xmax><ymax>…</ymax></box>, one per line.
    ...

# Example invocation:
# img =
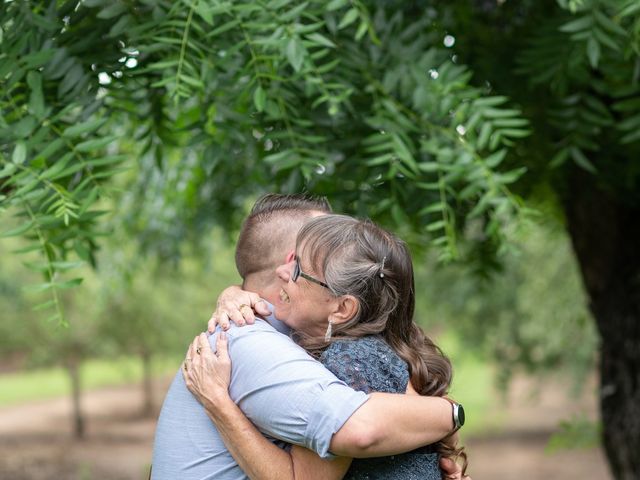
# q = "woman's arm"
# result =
<box><xmin>184</xmin><ymin>333</ymin><xmax>352</xmax><ymax>480</ymax></box>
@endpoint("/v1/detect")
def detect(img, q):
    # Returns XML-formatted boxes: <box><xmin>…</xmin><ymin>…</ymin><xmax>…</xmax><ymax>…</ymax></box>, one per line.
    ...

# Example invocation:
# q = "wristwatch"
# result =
<box><xmin>446</xmin><ymin>399</ymin><xmax>465</xmax><ymax>432</ymax></box>
<box><xmin>452</xmin><ymin>402</ymin><xmax>465</xmax><ymax>430</ymax></box>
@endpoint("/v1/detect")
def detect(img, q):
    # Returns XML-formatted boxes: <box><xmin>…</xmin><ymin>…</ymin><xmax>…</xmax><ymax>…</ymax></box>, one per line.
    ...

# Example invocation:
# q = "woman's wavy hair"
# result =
<box><xmin>295</xmin><ymin>214</ymin><xmax>467</xmax><ymax>472</ymax></box>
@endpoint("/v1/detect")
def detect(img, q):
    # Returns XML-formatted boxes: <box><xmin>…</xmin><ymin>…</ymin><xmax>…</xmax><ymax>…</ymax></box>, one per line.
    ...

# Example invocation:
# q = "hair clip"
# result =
<box><xmin>379</xmin><ymin>256</ymin><xmax>387</xmax><ymax>278</ymax></box>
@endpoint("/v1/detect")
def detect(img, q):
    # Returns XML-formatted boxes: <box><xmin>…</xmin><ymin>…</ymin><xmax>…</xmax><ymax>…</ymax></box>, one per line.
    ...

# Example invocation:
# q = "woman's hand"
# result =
<box><xmin>440</xmin><ymin>457</ymin><xmax>471</xmax><ymax>480</ymax></box>
<box><xmin>182</xmin><ymin>332</ymin><xmax>232</xmax><ymax>412</ymax></box>
<box><xmin>208</xmin><ymin>285</ymin><xmax>272</xmax><ymax>332</ymax></box>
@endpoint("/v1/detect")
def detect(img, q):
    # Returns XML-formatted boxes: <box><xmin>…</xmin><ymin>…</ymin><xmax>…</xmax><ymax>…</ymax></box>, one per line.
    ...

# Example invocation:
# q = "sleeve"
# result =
<box><xmin>216</xmin><ymin>325</ymin><xmax>369</xmax><ymax>458</ymax></box>
<box><xmin>320</xmin><ymin>337</ymin><xmax>410</xmax><ymax>394</ymax></box>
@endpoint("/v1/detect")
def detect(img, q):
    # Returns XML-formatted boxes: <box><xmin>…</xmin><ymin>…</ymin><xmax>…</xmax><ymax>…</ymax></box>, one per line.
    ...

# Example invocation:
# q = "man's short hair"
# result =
<box><xmin>235</xmin><ymin>193</ymin><xmax>332</xmax><ymax>279</ymax></box>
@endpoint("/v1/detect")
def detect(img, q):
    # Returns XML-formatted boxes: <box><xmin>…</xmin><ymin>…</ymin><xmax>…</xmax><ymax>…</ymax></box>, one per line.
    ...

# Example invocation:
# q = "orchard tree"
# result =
<box><xmin>1</xmin><ymin>0</ymin><xmax>639</xmax><ymax>476</ymax></box>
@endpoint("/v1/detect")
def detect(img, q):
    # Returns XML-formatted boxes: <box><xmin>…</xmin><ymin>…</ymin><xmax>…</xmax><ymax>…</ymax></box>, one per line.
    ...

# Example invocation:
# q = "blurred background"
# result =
<box><xmin>0</xmin><ymin>211</ymin><xmax>608</xmax><ymax>480</ymax></box>
<box><xmin>2</xmin><ymin>0</ymin><xmax>639</xmax><ymax>479</ymax></box>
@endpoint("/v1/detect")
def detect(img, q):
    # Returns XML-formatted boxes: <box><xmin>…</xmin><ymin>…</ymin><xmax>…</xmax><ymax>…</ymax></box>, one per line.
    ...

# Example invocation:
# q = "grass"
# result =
<box><xmin>438</xmin><ymin>331</ymin><xmax>506</xmax><ymax>438</ymax></box>
<box><xmin>0</xmin><ymin>356</ymin><xmax>181</xmax><ymax>407</ymax></box>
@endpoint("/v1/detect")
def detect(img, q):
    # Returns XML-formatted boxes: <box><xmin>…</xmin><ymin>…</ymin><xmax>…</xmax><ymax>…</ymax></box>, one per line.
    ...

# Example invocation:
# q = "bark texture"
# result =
<box><xmin>141</xmin><ymin>350</ymin><xmax>153</xmax><ymax>417</ymax></box>
<box><xmin>564</xmin><ymin>169</ymin><xmax>640</xmax><ymax>480</ymax></box>
<box><xmin>66</xmin><ymin>357</ymin><xmax>84</xmax><ymax>439</ymax></box>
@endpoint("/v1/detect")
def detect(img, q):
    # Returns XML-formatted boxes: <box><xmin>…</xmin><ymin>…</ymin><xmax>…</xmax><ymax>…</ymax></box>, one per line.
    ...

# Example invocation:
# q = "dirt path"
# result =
<box><xmin>0</xmin><ymin>374</ymin><xmax>611</xmax><ymax>480</ymax></box>
<box><xmin>464</xmin><ymin>376</ymin><xmax>611</xmax><ymax>479</ymax></box>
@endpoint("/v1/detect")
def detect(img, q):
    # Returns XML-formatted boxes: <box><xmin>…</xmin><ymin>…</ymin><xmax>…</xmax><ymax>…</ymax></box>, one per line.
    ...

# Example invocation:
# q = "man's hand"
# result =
<box><xmin>208</xmin><ymin>285</ymin><xmax>271</xmax><ymax>331</ymax></box>
<box><xmin>440</xmin><ymin>457</ymin><xmax>470</xmax><ymax>480</ymax></box>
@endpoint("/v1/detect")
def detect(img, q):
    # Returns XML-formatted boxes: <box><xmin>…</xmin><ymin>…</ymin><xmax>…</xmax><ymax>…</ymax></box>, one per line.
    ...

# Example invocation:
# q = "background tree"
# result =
<box><xmin>1</xmin><ymin>0</ymin><xmax>638</xmax><ymax>476</ymax></box>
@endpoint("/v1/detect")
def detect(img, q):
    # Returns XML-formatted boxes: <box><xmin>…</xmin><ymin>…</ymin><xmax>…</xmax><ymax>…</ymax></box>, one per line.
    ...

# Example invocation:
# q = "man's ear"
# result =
<box><xmin>285</xmin><ymin>249</ymin><xmax>295</xmax><ymax>264</ymax></box>
<box><xmin>329</xmin><ymin>295</ymin><xmax>359</xmax><ymax>325</ymax></box>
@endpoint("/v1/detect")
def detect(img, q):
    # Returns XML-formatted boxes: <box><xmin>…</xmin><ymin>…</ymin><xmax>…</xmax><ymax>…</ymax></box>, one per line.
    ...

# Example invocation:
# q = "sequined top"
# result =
<box><xmin>320</xmin><ymin>336</ymin><xmax>442</xmax><ymax>480</ymax></box>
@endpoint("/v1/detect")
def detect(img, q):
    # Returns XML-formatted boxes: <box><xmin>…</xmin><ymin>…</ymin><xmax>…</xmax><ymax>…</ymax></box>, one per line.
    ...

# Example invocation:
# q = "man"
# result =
<box><xmin>152</xmin><ymin>194</ymin><xmax>467</xmax><ymax>479</ymax></box>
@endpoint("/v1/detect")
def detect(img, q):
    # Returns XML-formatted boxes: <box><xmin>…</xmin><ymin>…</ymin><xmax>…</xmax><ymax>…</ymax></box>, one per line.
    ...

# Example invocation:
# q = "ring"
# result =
<box><xmin>239</xmin><ymin>304</ymin><xmax>250</xmax><ymax>311</ymax></box>
<box><xmin>196</xmin><ymin>346</ymin><xmax>202</xmax><ymax>355</ymax></box>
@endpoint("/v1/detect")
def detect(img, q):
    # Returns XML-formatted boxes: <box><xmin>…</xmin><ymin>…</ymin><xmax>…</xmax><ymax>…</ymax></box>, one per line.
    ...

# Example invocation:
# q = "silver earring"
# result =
<box><xmin>324</xmin><ymin>321</ymin><xmax>333</xmax><ymax>342</ymax></box>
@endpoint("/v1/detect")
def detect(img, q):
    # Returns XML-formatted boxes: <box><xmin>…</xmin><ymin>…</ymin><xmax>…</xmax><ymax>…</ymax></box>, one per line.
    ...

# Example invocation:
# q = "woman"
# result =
<box><xmin>184</xmin><ymin>215</ymin><xmax>467</xmax><ymax>479</ymax></box>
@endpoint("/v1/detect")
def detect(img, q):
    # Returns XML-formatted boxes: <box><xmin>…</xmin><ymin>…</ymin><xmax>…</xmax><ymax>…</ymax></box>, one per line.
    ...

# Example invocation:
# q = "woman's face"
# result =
<box><xmin>273</xmin><ymin>249</ymin><xmax>336</xmax><ymax>336</ymax></box>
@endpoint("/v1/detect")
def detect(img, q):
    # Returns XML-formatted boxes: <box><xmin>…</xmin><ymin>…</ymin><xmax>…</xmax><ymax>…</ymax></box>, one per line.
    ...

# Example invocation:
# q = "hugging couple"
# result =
<box><xmin>151</xmin><ymin>194</ymin><xmax>470</xmax><ymax>480</ymax></box>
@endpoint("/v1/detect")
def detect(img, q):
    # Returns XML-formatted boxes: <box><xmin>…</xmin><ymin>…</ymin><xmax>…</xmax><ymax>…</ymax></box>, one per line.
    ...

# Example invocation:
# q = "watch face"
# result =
<box><xmin>458</xmin><ymin>404</ymin><xmax>465</xmax><ymax>426</ymax></box>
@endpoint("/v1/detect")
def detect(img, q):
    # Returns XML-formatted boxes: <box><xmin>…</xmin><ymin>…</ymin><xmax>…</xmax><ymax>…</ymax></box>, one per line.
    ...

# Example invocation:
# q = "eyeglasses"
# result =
<box><xmin>292</xmin><ymin>256</ymin><xmax>331</xmax><ymax>290</ymax></box>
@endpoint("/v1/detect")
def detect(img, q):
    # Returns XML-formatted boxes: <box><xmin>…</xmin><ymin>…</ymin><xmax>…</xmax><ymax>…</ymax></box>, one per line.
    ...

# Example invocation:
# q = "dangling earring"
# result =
<box><xmin>324</xmin><ymin>320</ymin><xmax>333</xmax><ymax>342</ymax></box>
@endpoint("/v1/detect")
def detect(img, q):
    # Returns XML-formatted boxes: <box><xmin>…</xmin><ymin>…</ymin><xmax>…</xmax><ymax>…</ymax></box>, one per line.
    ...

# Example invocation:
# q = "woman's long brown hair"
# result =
<box><xmin>295</xmin><ymin>215</ymin><xmax>467</xmax><ymax>474</ymax></box>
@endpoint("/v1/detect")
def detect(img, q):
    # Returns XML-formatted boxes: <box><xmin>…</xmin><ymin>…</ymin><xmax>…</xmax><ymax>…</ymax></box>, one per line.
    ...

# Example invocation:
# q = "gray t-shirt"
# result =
<box><xmin>151</xmin><ymin>318</ymin><xmax>369</xmax><ymax>479</ymax></box>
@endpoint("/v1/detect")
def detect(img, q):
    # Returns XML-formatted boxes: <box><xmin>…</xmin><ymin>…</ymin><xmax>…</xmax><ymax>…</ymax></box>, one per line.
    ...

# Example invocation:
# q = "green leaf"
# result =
<box><xmin>12</xmin><ymin>142</ymin><xmax>27</xmax><ymax>164</ymax></box>
<box><xmin>253</xmin><ymin>85</ymin><xmax>267</xmax><ymax>112</ymax></box>
<box><xmin>286</xmin><ymin>37</ymin><xmax>305</xmax><ymax>72</ymax></box>
<box><xmin>97</xmin><ymin>2</ymin><xmax>127</xmax><ymax>19</ymax></box>
<box><xmin>355</xmin><ymin>21</ymin><xmax>368</xmax><ymax>41</ymax></box>
<box><xmin>559</xmin><ymin>15</ymin><xmax>593</xmax><ymax>33</ymax></box>
<box><xmin>195</xmin><ymin>2</ymin><xmax>214</xmax><ymax>25</ymax></box>
<box><xmin>108</xmin><ymin>14</ymin><xmax>132</xmax><ymax>37</ymax></box>
<box><xmin>550</xmin><ymin>148</ymin><xmax>570</xmax><ymax>168</ymax></box>
<box><xmin>33</xmin><ymin>300</ymin><xmax>56</xmax><ymax>312</ymax></box>
<box><xmin>55</xmin><ymin>278</ymin><xmax>84</xmax><ymax>289</ymax></box>
<box><xmin>40</xmin><ymin>155</ymin><xmax>73</xmax><ymax>180</ymax></box>
<box><xmin>51</xmin><ymin>261</ymin><xmax>85</xmax><ymax>271</ymax></box>
<box><xmin>391</xmin><ymin>134</ymin><xmax>418</xmax><ymax>172</ymax></box>
<box><xmin>473</xmin><ymin>96</ymin><xmax>509</xmax><ymax>108</ymax></box>
<box><xmin>0</xmin><ymin>163</ymin><xmax>17</xmax><ymax>179</ymax></box>
<box><xmin>0</xmin><ymin>221</ymin><xmax>34</xmax><ymax>237</ymax></box>
<box><xmin>63</xmin><ymin>119</ymin><xmax>107</xmax><ymax>138</ymax></box>
<box><xmin>27</xmin><ymin>71</ymin><xmax>45</xmax><ymax>118</ymax></box>
<box><xmin>620</xmin><ymin>1</ymin><xmax>640</xmax><ymax>17</ymax></box>
<box><xmin>570</xmin><ymin>147</ymin><xmax>597</xmax><ymax>173</ymax></box>
<box><xmin>477</xmin><ymin>123</ymin><xmax>492</xmax><ymax>150</ymax></box>
<box><xmin>593</xmin><ymin>28</ymin><xmax>620</xmax><ymax>51</ymax></box>
<box><xmin>426</xmin><ymin>220</ymin><xmax>446</xmax><ymax>232</ymax></box>
<box><xmin>22</xmin><ymin>49</ymin><xmax>56</xmax><ymax>69</ymax></box>
<box><xmin>269</xmin><ymin>0</ymin><xmax>294</xmax><ymax>8</ymax></box>
<box><xmin>75</xmin><ymin>136</ymin><xmax>119</xmax><ymax>152</ymax></box>
<box><xmin>306</xmin><ymin>32</ymin><xmax>336</xmax><ymax>48</ymax></box>
<box><xmin>593</xmin><ymin>9</ymin><xmax>627</xmax><ymax>37</ymax></box>
<box><xmin>483</xmin><ymin>108</ymin><xmax>522</xmax><ymax>119</ymax></box>
<box><xmin>338</xmin><ymin>8</ymin><xmax>359</xmax><ymax>29</ymax></box>
<box><xmin>147</xmin><ymin>60</ymin><xmax>180</xmax><ymax>70</ymax></box>
<box><xmin>208</xmin><ymin>19</ymin><xmax>241</xmax><ymax>38</ymax></box>
<box><xmin>620</xmin><ymin>129</ymin><xmax>640</xmax><ymax>144</ymax></box>
<box><xmin>419</xmin><ymin>202</ymin><xmax>445</xmax><ymax>214</ymax></box>
<box><xmin>326</xmin><ymin>0</ymin><xmax>348</xmax><ymax>11</ymax></box>
<box><xmin>23</xmin><ymin>282</ymin><xmax>55</xmax><ymax>293</ymax></box>
<box><xmin>485</xmin><ymin>149</ymin><xmax>507</xmax><ymax>168</ymax></box>
<box><xmin>280</xmin><ymin>2</ymin><xmax>310</xmax><ymax>21</ymax></box>
<box><xmin>35</xmin><ymin>138</ymin><xmax>66</xmax><ymax>162</ymax></box>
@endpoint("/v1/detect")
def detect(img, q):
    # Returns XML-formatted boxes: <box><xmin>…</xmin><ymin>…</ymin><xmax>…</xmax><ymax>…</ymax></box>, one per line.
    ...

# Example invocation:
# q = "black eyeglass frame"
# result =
<box><xmin>292</xmin><ymin>256</ymin><xmax>331</xmax><ymax>290</ymax></box>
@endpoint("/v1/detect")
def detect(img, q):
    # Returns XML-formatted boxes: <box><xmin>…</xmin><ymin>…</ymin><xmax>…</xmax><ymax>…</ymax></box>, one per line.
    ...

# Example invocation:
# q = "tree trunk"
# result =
<box><xmin>563</xmin><ymin>169</ymin><xmax>640</xmax><ymax>479</ymax></box>
<box><xmin>66</xmin><ymin>356</ymin><xmax>85</xmax><ymax>439</ymax></box>
<box><xmin>141</xmin><ymin>350</ymin><xmax>153</xmax><ymax>417</ymax></box>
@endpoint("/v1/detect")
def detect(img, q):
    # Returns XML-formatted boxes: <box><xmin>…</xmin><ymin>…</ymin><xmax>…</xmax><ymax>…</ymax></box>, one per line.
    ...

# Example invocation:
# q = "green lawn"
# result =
<box><xmin>439</xmin><ymin>332</ymin><xmax>505</xmax><ymax>438</ymax></box>
<box><xmin>0</xmin><ymin>356</ymin><xmax>181</xmax><ymax>407</ymax></box>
